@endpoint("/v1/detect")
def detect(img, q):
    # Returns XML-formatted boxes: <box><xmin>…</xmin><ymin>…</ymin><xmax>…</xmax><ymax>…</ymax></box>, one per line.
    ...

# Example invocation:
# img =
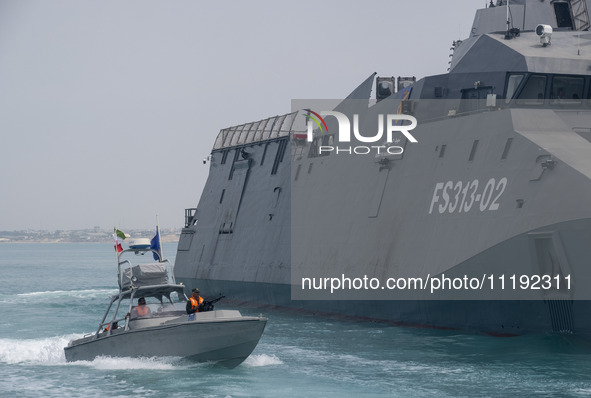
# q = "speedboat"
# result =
<box><xmin>64</xmin><ymin>247</ymin><xmax>267</xmax><ymax>367</ymax></box>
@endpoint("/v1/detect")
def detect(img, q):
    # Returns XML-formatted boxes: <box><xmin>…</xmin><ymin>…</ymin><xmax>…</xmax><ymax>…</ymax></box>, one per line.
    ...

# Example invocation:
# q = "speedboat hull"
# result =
<box><xmin>65</xmin><ymin>310</ymin><xmax>267</xmax><ymax>367</ymax></box>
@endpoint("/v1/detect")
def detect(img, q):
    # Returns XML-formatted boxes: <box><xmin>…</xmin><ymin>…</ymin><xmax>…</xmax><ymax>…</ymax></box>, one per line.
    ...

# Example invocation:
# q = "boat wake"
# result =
<box><xmin>0</xmin><ymin>289</ymin><xmax>117</xmax><ymax>304</ymax></box>
<box><xmin>243</xmin><ymin>353</ymin><xmax>283</xmax><ymax>367</ymax></box>
<box><xmin>0</xmin><ymin>335</ymin><xmax>73</xmax><ymax>364</ymax></box>
<box><xmin>0</xmin><ymin>336</ymin><xmax>182</xmax><ymax>370</ymax></box>
<box><xmin>81</xmin><ymin>355</ymin><xmax>180</xmax><ymax>370</ymax></box>
<box><xmin>19</xmin><ymin>288</ymin><xmax>117</xmax><ymax>301</ymax></box>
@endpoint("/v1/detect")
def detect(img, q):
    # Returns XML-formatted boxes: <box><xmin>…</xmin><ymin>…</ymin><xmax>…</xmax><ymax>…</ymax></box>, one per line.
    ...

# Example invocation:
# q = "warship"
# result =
<box><xmin>175</xmin><ymin>0</ymin><xmax>591</xmax><ymax>337</ymax></box>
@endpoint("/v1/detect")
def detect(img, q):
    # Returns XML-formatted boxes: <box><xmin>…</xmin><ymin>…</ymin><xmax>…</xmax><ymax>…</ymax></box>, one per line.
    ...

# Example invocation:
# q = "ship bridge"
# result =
<box><xmin>450</xmin><ymin>30</ymin><xmax>591</xmax><ymax>76</ymax></box>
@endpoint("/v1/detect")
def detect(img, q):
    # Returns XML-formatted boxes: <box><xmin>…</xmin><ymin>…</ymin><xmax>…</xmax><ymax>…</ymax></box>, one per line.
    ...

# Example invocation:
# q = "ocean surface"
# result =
<box><xmin>1</xmin><ymin>243</ymin><xmax>591</xmax><ymax>397</ymax></box>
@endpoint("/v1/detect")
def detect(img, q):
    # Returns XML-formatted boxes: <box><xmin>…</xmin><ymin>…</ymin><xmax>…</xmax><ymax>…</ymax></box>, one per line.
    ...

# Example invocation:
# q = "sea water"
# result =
<box><xmin>1</xmin><ymin>243</ymin><xmax>591</xmax><ymax>397</ymax></box>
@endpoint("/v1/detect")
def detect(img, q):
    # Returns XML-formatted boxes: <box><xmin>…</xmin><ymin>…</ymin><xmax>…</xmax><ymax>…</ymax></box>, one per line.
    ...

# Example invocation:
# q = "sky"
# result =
<box><xmin>0</xmin><ymin>0</ymin><xmax>481</xmax><ymax>231</ymax></box>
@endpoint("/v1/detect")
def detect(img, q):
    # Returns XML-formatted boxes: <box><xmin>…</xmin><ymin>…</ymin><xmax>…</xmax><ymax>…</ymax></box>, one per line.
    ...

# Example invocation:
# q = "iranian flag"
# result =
<box><xmin>113</xmin><ymin>228</ymin><xmax>126</xmax><ymax>253</ymax></box>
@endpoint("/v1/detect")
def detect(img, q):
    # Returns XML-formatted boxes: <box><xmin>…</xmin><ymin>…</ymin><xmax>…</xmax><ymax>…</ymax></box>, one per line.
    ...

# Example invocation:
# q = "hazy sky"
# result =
<box><xmin>0</xmin><ymin>0</ymin><xmax>480</xmax><ymax>230</ymax></box>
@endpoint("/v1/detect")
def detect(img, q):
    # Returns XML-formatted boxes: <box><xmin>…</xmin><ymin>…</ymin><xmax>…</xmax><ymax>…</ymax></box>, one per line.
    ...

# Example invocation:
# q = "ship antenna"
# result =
<box><xmin>503</xmin><ymin>0</ymin><xmax>519</xmax><ymax>40</ymax></box>
<box><xmin>506</xmin><ymin>0</ymin><xmax>510</xmax><ymax>30</ymax></box>
<box><xmin>505</xmin><ymin>0</ymin><xmax>511</xmax><ymax>39</ymax></box>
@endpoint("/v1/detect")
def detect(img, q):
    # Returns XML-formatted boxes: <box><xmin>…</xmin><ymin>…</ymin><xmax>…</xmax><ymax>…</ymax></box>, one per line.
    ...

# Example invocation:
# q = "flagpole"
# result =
<box><xmin>157</xmin><ymin>214</ymin><xmax>163</xmax><ymax>262</ymax></box>
<box><xmin>114</xmin><ymin>227</ymin><xmax>121</xmax><ymax>290</ymax></box>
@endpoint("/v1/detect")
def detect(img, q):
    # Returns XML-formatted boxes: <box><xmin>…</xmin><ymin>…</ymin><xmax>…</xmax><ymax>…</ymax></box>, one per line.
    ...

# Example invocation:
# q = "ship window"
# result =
<box><xmin>550</xmin><ymin>76</ymin><xmax>584</xmax><ymax>105</ymax></box>
<box><xmin>505</xmin><ymin>74</ymin><xmax>524</xmax><ymax>103</ymax></box>
<box><xmin>469</xmin><ymin>140</ymin><xmax>479</xmax><ymax>161</ymax></box>
<box><xmin>439</xmin><ymin>144</ymin><xmax>447</xmax><ymax>158</ymax></box>
<box><xmin>219</xmin><ymin>189</ymin><xmax>225</xmax><ymax>204</ymax></box>
<box><xmin>501</xmin><ymin>137</ymin><xmax>513</xmax><ymax>159</ymax></box>
<box><xmin>516</xmin><ymin>75</ymin><xmax>547</xmax><ymax>105</ymax></box>
<box><xmin>221</xmin><ymin>150</ymin><xmax>229</xmax><ymax>165</ymax></box>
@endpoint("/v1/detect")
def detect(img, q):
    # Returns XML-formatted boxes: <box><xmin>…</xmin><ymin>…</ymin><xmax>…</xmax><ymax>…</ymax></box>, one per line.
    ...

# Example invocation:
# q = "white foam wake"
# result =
<box><xmin>243</xmin><ymin>354</ymin><xmax>283</xmax><ymax>367</ymax></box>
<box><xmin>0</xmin><ymin>335</ymin><xmax>74</xmax><ymax>364</ymax></box>
<box><xmin>17</xmin><ymin>288</ymin><xmax>117</xmax><ymax>301</ymax></box>
<box><xmin>84</xmin><ymin>356</ymin><xmax>179</xmax><ymax>370</ymax></box>
<box><xmin>0</xmin><ymin>289</ymin><xmax>117</xmax><ymax>305</ymax></box>
<box><xmin>0</xmin><ymin>336</ymin><xmax>181</xmax><ymax>370</ymax></box>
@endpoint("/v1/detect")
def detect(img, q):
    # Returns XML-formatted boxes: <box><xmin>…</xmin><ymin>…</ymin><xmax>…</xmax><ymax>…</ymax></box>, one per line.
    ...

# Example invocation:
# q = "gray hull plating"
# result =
<box><xmin>183</xmin><ymin>217</ymin><xmax>591</xmax><ymax>337</ymax></box>
<box><xmin>176</xmin><ymin>106</ymin><xmax>591</xmax><ymax>336</ymax></box>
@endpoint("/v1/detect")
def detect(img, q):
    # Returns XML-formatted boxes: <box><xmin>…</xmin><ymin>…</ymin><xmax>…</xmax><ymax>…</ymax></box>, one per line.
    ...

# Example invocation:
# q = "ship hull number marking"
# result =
<box><xmin>429</xmin><ymin>178</ymin><xmax>508</xmax><ymax>214</ymax></box>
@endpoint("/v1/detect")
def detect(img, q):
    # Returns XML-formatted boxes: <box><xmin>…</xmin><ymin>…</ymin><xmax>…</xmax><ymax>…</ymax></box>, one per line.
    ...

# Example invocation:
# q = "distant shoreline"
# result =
<box><xmin>0</xmin><ymin>228</ymin><xmax>181</xmax><ymax>244</ymax></box>
<box><xmin>0</xmin><ymin>237</ymin><xmax>180</xmax><ymax>244</ymax></box>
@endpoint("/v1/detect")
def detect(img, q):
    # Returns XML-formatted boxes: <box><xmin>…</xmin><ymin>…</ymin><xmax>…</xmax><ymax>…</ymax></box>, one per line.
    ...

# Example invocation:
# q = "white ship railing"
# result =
<box><xmin>213</xmin><ymin>111</ymin><xmax>299</xmax><ymax>150</ymax></box>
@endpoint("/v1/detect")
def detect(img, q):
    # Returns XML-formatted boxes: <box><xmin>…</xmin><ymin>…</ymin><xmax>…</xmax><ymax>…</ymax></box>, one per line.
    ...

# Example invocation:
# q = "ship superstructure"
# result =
<box><xmin>176</xmin><ymin>0</ymin><xmax>591</xmax><ymax>337</ymax></box>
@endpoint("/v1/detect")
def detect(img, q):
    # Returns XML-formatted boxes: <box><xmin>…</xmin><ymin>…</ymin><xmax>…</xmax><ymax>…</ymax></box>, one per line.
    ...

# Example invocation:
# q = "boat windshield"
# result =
<box><xmin>128</xmin><ymin>292</ymin><xmax>186</xmax><ymax>319</ymax></box>
<box><xmin>99</xmin><ymin>288</ymin><xmax>187</xmax><ymax>334</ymax></box>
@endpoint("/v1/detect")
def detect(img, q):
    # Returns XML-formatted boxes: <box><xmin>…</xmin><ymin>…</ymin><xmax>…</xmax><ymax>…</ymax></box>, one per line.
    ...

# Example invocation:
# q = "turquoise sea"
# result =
<box><xmin>1</xmin><ymin>243</ymin><xmax>591</xmax><ymax>397</ymax></box>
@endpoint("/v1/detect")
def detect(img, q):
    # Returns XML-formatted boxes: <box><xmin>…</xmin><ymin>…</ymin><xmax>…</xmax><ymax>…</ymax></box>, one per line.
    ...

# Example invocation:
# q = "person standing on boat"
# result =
<box><xmin>186</xmin><ymin>288</ymin><xmax>204</xmax><ymax>314</ymax></box>
<box><xmin>102</xmin><ymin>321</ymin><xmax>118</xmax><ymax>333</ymax></box>
<box><xmin>131</xmin><ymin>297</ymin><xmax>151</xmax><ymax>318</ymax></box>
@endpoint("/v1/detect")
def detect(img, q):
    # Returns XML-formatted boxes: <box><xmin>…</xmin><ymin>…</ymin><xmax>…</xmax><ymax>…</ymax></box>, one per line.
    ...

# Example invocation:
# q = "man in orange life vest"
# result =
<box><xmin>131</xmin><ymin>297</ymin><xmax>151</xmax><ymax>318</ymax></box>
<box><xmin>186</xmin><ymin>288</ymin><xmax>204</xmax><ymax>314</ymax></box>
<box><xmin>103</xmin><ymin>321</ymin><xmax>118</xmax><ymax>333</ymax></box>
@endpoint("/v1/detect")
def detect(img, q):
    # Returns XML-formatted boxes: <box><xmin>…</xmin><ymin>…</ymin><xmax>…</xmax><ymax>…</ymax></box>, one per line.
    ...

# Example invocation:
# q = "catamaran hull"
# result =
<box><xmin>177</xmin><ymin>215</ymin><xmax>591</xmax><ymax>339</ymax></box>
<box><xmin>180</xmin><ymin>279</ymin><xmax>591</xmax><ymax>338</ymax></box>
<box><xmin>64</xmin><ymin>317</ymin><xmax>267</xmax><ymax>367</ymax></box>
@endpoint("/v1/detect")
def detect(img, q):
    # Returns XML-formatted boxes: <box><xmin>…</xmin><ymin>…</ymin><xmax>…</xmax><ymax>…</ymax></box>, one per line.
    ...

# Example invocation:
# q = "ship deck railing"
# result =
<box><xmin>213</xmin><ymin>111</ymin><xmax>299</xmax><ymax>150</ymax></box>
<box><xmin>210</xmin><ymin>99</ymin><xmax>591</xmax><ymax>153</ymax></box>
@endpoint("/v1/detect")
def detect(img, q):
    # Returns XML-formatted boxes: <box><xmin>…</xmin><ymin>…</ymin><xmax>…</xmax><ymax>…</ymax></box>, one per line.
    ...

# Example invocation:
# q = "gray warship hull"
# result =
<box><xmin>175</xmin><ymin>0</ymin><xmax>591</xmax><ymax>337</ymax></box>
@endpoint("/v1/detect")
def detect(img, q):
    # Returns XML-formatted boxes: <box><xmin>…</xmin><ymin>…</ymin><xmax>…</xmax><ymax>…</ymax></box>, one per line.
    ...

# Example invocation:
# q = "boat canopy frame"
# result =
<box><xmin>96</xmin><ymin>284</ymin><xmax>188</xmax><ymax>337</ymax></box>
<box><xmin>117</xmin><ymin>248</ymin><xmax>176</xmax><ymax>291</ymax></box>
<box><xmin>91</xmin><ymin>248</ymin><xmax>188</xmax><ymax>338</ymax></box>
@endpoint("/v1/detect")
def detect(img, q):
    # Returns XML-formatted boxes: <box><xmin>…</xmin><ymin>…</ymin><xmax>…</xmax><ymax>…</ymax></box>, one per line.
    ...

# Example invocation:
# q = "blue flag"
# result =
<box><xmin>150</xmin><ymin>227</ymin><xmax>161</xmax><ymax>261</ymax></box>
